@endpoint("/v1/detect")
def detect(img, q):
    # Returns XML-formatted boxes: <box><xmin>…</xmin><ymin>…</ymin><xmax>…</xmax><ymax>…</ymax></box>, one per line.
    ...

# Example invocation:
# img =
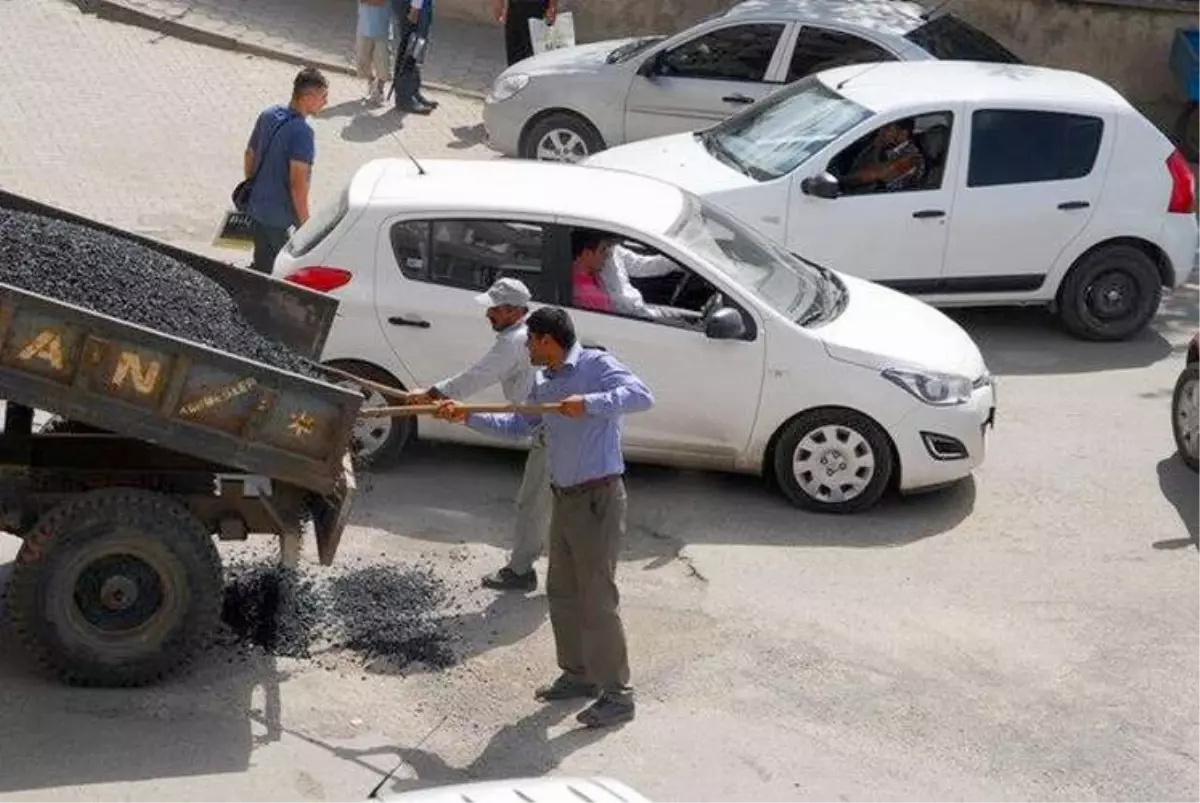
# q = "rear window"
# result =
<box><xmin>288</xmin><ymin>190</ymin><xmax>349</xmax><ymax>258</ymax></box>
<box><xmin>967</xmin><ymin>110</ymin><xmax>1104</xmax><ymax>188</ymax></box>
<box><xmin>904</xmin><ymin>15</ymin><xmax>1023</xmax><ymax>63</ymax></box>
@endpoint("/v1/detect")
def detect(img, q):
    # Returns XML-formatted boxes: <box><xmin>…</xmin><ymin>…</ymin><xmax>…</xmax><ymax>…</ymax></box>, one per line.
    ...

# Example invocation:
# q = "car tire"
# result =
<box><xmin>520</xmin><ymin>112</ymin><xmax>605</xmax><ymax>163</ymax></box>
<box><xmin>1172</xmin><ymin>363</ymin><xmax>1199</xmax><ymax>472</ymax></box>
<box><xmin>327</xmin><ymin>360</ymin><xmax>415</xmax><ymax>470</ymax></box>
<box><xmin>1058</xmin><ymin>244</ymin><xmax>1163</xmax><ymax>341</ymax></box>
<box><xmin>772</xmin><ymin>409</ymin><xmax>895</xmax><ymax>514</ymax></box>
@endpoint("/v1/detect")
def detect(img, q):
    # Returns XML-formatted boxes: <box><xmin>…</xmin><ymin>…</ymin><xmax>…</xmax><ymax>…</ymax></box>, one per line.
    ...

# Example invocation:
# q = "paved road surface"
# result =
<box><xmin>0</xmin><ymin>3</ymin><xmax>1196</xmax><ymax>802</ymax></box>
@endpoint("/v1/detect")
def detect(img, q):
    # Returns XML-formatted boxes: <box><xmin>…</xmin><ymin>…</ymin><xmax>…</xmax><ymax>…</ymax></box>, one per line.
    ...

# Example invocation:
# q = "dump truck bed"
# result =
<box><xmin>0</xmin><ymin>189</ymin><xmax>362</xmax><ymax>500</ymax></box>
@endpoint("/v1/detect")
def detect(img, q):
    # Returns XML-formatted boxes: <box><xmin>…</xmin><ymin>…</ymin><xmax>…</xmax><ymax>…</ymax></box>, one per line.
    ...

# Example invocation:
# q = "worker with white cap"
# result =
<box><xmin>403</xmin><ymin>277</ymin><xmax>550</xmax><ymax>592</ymax></box>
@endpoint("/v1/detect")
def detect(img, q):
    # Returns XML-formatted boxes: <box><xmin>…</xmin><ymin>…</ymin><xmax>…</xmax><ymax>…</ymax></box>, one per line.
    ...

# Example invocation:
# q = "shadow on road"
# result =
<box><xmin>0</xmin><ymin>557</ymin><xmax>283</xmax><ymax>795</ymax></box>
<box><xmin>1153</xmin><ymin>456</ymin><xmax>1198</xmax><ymax>550</ymax></box>
<box><xmin>948</xmin><ymin>308</ymin><xmax>1170</xmax><ymax>376</ymax></box>
<box><xmin>448</xmin><ymin>123</ymin><xmax>487</xmax><ymax>151</ymax></box>
<box><xmin>354</xmin><ymin>441</ymin><xmax>975</xmax><ymax>562</ymax></box>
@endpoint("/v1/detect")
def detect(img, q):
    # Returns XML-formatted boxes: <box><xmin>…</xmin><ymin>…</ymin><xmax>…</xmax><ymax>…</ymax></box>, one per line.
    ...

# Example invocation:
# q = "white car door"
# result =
<box><xmin>373</xmin><ymin>215</ymin><xmax>551</xmax><ymax>395</ymax></box>
<box><xmin>786</xmin><ymin>106</ymin><xmax>964</xmax><ymax>287</ymax></box>
<box><xmin>940</xmin><ymin>105</ymin><xmax>1113</xmax><ymax>294</ymax></box>
<box><xmin>553</xmin><ymin>228</ymin><xmax>767</xmax><ymax>466</ymax></box>
<box><xmin>623</xmin><ymin>21</ymin><xmax>793</xmax><ymax>144</ymax></box>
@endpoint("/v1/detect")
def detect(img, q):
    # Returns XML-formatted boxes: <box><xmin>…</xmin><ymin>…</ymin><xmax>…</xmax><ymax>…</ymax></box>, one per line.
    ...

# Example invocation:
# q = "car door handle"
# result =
<box><xmin>912</xmin><ymin>209</ymin><xmax>946</xmax><ymax>219</ymax></box>
<box><xmin>722</xmin><ymin>94</ymin><xmax>755</xmax><ymax>105</ymax></box>
<box><xmin>388</xmin><ymin>315</ymin><xmax>431</xmax><ymax>329</ymax></box>
<box><xmin>1057</xmin><ymin>201</ymin><xmax>1090</xmax><ymax>210</ymax></box>
<box><xmin>582</xmin><ymin>341</ymin><xmax>607</xmax><ymax>351</ymax></box>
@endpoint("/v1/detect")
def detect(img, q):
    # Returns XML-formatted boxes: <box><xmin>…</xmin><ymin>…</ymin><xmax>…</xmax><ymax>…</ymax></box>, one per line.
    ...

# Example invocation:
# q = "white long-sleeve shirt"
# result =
<box><xmin>600</xmin><ymin>245</ymin><xmax>681</xmax><ymax>320</ymax></box>
<box><xmin>433</xmin><ymin>320</ymin><xmax>536</xmax><ymax>403</ymax></box>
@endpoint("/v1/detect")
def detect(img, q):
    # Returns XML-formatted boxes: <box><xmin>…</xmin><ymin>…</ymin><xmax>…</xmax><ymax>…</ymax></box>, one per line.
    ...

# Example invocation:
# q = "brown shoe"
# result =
<box><xmin>535</xmin><ymin>674</ymin><xmax>599</xmax><ymax>701</ymax></box>
<box><xmin>576</xmin><ymin>693</ymin><xmax>635</xmax><ymax>728</ymax></box>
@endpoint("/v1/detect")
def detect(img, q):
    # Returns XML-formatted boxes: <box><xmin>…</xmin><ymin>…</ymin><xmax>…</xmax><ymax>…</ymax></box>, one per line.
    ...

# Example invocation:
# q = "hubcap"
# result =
<box><xmin>74</xmin><ymin>553</ymin><xmax>164</xmax><ymax>633</ymax></box>
<box><xmin>1085</xmin><ymin>270</ymin><xmax>1137</xmax><ymax>321</ymax></box>
<box><xmin>1177</xmin><ymin>376</ymin><xmax>1199</xmax><ymax>460</ymax></box>
<box><xmin>345</xmin><ymin>384</ymin><xmax>393</xmax><ymax>459</ymax></box>
<box><xmin>792</xmin><ymin>424</ymin><xmax>876</xmax><ymax>504</ymax></box>
<box><xmin>535</xmin><ymin>128</ymin><xmax>589</xmax><ymax>163</ymax></box>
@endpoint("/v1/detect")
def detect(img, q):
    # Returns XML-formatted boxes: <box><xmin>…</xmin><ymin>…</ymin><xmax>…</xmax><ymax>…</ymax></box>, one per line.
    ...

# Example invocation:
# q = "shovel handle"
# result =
<box><xmin>307</xmin><ymin>361</ymin><xmax>412</xmax><ymax>401</ymax></box>
<box><xmin>360</xmin><ymin>402</ymin><xmax>566</xmax><ymax>418</ymax></box>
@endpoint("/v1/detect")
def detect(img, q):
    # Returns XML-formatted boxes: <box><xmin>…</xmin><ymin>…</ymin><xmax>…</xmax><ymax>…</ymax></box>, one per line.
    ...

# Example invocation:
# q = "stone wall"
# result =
<box><xmin>941</xmin><ymin>0</ymin><xmax>1196</xmax><ymax>131</ymax></box>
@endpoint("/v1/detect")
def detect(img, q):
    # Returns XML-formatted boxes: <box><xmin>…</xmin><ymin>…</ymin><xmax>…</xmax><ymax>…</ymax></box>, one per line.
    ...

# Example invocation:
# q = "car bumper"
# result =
<box><xmin>892</xmin><ymin>381</ymin><xmax>996</xmax><ymax>492</ymax></box>
<box><xmin>482</xmin><ymin>96</ymin><xmax>527</xmax><ymax>157</ymax></box>
<box><xmin>1159</xmin><ymin>214</ymin><xmax>1200</xmax><ymax>287</ymax></box>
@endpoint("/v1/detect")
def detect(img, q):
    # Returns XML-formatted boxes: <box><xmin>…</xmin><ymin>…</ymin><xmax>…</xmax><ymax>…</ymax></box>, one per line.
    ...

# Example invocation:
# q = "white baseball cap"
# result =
<box><xmin>474</xmin><ymin>277</ymin><xmax>532</xmax><ymax>308</ymax></box>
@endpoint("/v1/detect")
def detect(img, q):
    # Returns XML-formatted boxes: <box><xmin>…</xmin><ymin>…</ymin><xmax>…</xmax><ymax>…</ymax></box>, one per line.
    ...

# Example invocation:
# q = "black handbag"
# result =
<box><xmin>231</xmin><ymin>113</ymin><xmax>293</xmax><ymax>212</ymax></box>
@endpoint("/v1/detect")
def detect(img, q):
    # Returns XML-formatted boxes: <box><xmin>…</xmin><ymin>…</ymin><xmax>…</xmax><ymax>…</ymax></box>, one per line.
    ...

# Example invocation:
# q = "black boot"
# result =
<box><xmin>481</xmin><ymin>567</ymin><xmax>536</xmax><ymax>592</ymax></box>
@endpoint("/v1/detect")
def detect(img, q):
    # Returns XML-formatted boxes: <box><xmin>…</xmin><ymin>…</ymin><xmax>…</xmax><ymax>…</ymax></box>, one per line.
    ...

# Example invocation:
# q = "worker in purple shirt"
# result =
<box><xmin>435</xmin><ymin>306</ymin><xmax>653</xmax><ymax>729</ymax></box>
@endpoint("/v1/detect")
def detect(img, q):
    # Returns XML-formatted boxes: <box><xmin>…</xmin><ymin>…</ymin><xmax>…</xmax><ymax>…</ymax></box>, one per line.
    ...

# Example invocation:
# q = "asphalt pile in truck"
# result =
<box><xmin>220</xmin><ymin>559</ymin><xmax>458</xmax><ymax>669</ymax></box>
<box><xmin>0</xmin><ymin>208</ymin><xmax>313</xmax><ymax>376</ymax></box>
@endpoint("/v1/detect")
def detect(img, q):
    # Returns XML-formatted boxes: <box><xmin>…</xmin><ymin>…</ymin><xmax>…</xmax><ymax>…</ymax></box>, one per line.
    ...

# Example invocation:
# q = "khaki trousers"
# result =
<box><xmin>508</xmin><ymin>434</ymin><xmax>552</xmax><ymax>574</ymax></box>
<box><xmin>546</xmin><ymin>477</ymin><xmax>631</xmax><ymax>696</ymax></box>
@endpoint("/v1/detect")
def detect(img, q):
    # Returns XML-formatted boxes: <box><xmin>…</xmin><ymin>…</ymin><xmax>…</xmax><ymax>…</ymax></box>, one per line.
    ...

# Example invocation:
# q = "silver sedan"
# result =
<box><xmin>482</xmin><ymin>0</ymin><xmax>1020</xmax><ymax>162</ymax></box>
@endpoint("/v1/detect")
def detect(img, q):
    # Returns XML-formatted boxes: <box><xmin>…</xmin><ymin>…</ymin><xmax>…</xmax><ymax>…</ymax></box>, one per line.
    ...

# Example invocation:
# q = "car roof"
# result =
<box><xmin>354</xmin><ymin>158</ymin><xmax>688</xmax><ymax>234</ymax></box>
<box><xmin>819</xmin><ymin>60</ymin><xmax>1132</xmax><ymax>113</ymax></box>
<box><xmin>723</xmin><ymin>0</ymin><xmax>926</xmax><ymax>34</ymax></box>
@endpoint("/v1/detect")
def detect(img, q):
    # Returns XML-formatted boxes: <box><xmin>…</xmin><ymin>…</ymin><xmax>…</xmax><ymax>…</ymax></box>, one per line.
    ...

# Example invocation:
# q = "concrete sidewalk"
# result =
<box><xmin>69</xmin><ymin>0</ymin><xmax>506</xmax><ymax>97</ymax></box>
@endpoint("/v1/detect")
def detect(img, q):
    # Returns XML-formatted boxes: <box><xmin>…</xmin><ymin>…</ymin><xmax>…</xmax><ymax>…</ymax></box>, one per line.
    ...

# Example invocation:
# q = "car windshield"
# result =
<box><xmin>607</xmin><ymin>36</ymin><xmax>666</xmax><ymax>64</ymax></box>
<box><xmin>903</xmin><ymin>14</ymin><xmax>1023</xmax><ymax>63</ymax></box>
<box><xmin>668</xmin><ymin>195</ymin><xmax>845</xmax><ymax>326</ymax></box>
<box><xmin>697</xmin><ymin>76</ymin><xmax>873</xmax><ymax>182</ymax></box>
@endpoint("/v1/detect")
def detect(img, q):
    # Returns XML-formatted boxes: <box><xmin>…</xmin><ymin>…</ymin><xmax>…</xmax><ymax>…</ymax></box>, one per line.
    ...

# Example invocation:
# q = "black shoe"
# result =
<box><xmin>481</xmin><ymin>567</ymin><xmax>536</xmax><ymax>592</ymax></box>
<box><xmin>397</xmin><ymin>99</ymin><xmax>434</xmax><ymax>115</ymax></box>
<box><xmin>576</xmin><ymin>693</ymin><xmax>635</xmax><ymax>728</ymax></box>
<box><xmin>416</xmin><ymin>94</ymin><xmax>439</xmax><ymax>109</ymax></box>
<box><xmin>535</xmin><ymin>674</ymin><xmax>599</xmax><ymax>702</ymax></box>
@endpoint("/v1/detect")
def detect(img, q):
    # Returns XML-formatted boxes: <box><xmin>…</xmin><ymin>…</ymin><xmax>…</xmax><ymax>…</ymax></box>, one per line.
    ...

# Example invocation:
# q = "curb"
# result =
<box><xmin>64</xmin><ymin>0</ymin><xmax>488</xmax><ymax>101</ymax></box>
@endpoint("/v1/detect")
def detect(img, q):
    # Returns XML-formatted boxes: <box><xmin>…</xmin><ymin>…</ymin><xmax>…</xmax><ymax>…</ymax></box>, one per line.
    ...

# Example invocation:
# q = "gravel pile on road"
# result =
<box><xmin>220</xmin><ymin>559</ymin><xmax>458</xmax><ymax>669</ymax></box>
<box><xmin>0</xmin><ymin>208</ymin><xmax>312</xmax><ymax>375</ymax></box>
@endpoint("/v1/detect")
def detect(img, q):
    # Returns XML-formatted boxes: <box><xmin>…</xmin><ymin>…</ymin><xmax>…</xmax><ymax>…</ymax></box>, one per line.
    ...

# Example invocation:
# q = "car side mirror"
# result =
<box><xmin>800</xmin><ymin>171</ymin><xmax>841</xmax><ymax>200</ymax></box>
<box><xmin>638</xmin><ymin>50</ymin><xmax>666</xmax><ymax>78</ymax></box>
<box><xmin>705</xmin><ymin>307</ymin><xmax>747</xmax><ymax>340</ymax></box>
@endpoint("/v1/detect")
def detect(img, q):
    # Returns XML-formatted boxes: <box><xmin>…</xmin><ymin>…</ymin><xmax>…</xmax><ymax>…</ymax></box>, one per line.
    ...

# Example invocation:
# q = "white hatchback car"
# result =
<box><xmin>274</xmin><ymin>158</ymin><xmax>996</xmax><ymax>514</ymax></box>
<box><xmin>585</xmin><ymin>61</ymin><xmax>1200</xmax><ymax>341</ymax></box>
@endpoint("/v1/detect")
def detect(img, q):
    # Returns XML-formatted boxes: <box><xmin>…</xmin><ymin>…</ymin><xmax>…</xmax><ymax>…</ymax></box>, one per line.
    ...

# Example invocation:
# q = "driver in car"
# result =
<box><xmin>842</xmin><ymin>119</ymin><xmax>926</xmax><ymax>193</ymax></box>
<box><xmin>571</xmin><ymin>229</ymin><xmax>692</xmax><ymax>324</ymax></box>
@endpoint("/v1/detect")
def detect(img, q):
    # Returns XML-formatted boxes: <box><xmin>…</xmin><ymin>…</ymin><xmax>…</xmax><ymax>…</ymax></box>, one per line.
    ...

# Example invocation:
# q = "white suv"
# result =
<box><xmin>585</xmin><ymin>61</ymin><xmax>1200</xmax><ymax>341</ymax></box>
<box><xmin>274</xmin><ymin>158</ymin><xmax>996</xmax><ymax>514</ymax></box>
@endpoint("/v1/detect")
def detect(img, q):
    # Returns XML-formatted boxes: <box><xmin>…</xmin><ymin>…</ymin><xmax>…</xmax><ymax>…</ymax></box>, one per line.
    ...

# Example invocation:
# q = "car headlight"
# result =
<box><xmin>882</xmin><ymin>368</ymin><xmax>973</xmax><ymax>406</ymax></box>
<box><xmin>489</xmin><ymin>73</ymin><xmax>530</xmax><ymax>102</ymax></box>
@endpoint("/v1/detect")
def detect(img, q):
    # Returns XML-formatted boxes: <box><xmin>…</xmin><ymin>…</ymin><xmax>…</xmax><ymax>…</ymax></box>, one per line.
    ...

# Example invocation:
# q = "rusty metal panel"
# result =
<box><xmin>78</xmin><ymin>336</ymin><xmax>176</xmax><ymax>408</ymax></box>
<box><xmin>174</xmin><ymin>364</ymin><xmax>263</xmax><ymax>434</ymax></box>
<box><xmin>256</xmin><ymin>388</ymin><xmax>345</xmax><ymax>459</ymax></box>
<box><xmin>0</xmin><ymin>309</ymin><xmax>85</xmax><ymax>383</ymax></box>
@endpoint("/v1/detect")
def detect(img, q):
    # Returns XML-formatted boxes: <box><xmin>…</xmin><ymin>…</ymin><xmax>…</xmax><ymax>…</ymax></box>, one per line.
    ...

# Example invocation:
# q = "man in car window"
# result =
<box><xmin>572</xmin><ymin>229</ymin><xmax>687</xmax><ymax>323</ymax></box>
<box><xmin>842</xmin><ymin>119</ymin><xmax>925</xmax><ymax>193</ymax></box>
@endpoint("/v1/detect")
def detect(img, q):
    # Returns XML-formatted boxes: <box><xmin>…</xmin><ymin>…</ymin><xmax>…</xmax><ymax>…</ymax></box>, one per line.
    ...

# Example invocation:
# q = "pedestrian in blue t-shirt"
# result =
<box><xmin>242</xmin><ymin>67</ymin><xmax>329</xmax><ymax>274</ymax></box>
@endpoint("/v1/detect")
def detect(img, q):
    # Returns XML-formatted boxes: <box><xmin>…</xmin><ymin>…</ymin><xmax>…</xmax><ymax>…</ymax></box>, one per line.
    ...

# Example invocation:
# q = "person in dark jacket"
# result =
<box><xmin>494</xmin><ymin>0</ymin><xmax>557</xmax><ymax>66</ymax></box>
<box><xmin>392</xmin><ymin>0</ymin><xmax>438</xmax><ymax>114</ymax></box>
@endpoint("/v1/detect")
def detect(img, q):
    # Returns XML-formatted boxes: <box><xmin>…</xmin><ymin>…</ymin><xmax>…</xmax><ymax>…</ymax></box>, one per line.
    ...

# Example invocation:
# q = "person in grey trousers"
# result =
<box><xmin>403</xmin><ymin>278</ymin><xmax>551</xmax><ymax>591</ymax></box>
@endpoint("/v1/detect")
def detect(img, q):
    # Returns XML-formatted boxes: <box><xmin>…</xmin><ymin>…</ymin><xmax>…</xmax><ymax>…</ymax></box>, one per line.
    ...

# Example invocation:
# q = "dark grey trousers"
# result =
<box><xmin>251</xmin><ymin>221</ymin><xmax>289</xmax><ymax>274</ymax></box>
<box><xmin>546</xmin><ymin>477</ymin><xmax>631</xmax><ymax>697</ymax></box>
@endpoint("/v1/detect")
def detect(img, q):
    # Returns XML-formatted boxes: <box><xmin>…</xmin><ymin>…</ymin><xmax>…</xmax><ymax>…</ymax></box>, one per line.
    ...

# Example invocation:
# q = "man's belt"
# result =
<box><xmin>551</xmin><ymin>474</ymin><xmax>621</xmax><ymax>497</ymax></box>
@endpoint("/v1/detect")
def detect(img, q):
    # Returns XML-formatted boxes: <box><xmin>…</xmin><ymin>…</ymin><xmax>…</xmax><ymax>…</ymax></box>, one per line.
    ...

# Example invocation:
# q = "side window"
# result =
<box><xmin>661</xmin><ymin>24</ymin><xmax>785</xmax><ymax>82</ymax></box>
<box><xmin>787</xmin><ymin>26</ymin><xmax>897</xmax><ymax>82</ymax></box>
<box><xmin>967</xmin><ymin>109</ymin><xmax>1104</xmax><ymax>188</ymax></box>
<box><xmin>828</xmin><ymin>112</ymin><xmax>954</xmax><ymax>195</ymax></box>
<box><xmin>390</xmin><ymin>219</ymin><xmax>550</xmax><ymax>298</ymax></box>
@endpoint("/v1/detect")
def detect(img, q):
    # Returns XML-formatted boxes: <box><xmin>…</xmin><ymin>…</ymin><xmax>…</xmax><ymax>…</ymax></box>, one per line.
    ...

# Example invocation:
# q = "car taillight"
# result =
<box><xmin>285</xmin><ymin>266</ymin><xmax>352</xmax><ymax>292</ymax></box>
<box><xmin>1166</xmin><ymin>149</ymin><xmax>1196</xmax><ymax>214</ymax></box>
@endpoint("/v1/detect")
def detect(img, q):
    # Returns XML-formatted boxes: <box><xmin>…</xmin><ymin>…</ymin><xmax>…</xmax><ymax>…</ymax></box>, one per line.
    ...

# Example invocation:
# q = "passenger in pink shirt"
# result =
<box><xmin>571</xmin><ymin>228</ymin><xmax>617</xmax><ymax>313</ymax></box>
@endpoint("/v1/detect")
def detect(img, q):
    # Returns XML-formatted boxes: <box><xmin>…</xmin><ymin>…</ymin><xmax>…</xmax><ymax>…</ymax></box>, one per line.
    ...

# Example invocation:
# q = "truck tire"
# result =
<box><xmin>8</xmin><ymin>488</ymin><xmax>223</xmax><ymax>687</ymax></box>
